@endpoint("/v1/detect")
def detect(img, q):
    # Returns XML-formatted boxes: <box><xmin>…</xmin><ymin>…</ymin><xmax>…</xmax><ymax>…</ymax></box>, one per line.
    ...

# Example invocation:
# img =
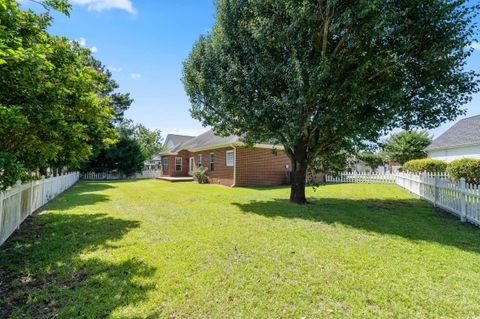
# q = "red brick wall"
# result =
<box><xmin>160</xmin><ymin>150</ymin><xmax>193</xmax><ymax>177</ymax></box>
<box><xmin>161</xmin><ymin>146</ymin><xmax>291</xmax><ymax>187</ymax></box>
<box><xmin>193</xmin><ymin>147</ymin><xmax>234</xmax><ymax>186</ymax></box>
<box><xmin>235</xmin><ymin>147</ymin><xmax>290</xmax><ymax>187</ymax></box>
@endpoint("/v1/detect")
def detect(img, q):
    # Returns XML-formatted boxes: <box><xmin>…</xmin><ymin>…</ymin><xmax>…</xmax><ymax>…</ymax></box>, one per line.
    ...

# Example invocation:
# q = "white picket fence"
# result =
<box><xmin>82</xmin><ymin>170</ymin><xmax>160</xmax><ymax>180</ymax></box>
<box><xmin>0</xmin><ymin>172</ymin><xmax>79</xmax><ymax>246</ymax></box>
<box><xmin>326</xmin><ymin>171</ymin><xmax>480</xmax><ymax>227</ymax></box>
<box><xmin>325</xmin><ymin>172</ymin><xmax>397</xmax><ymax>184</ymax></box>
<box><xmin>396</xmin><ymin>172</ymin><xmax>480</xmax><ymax>226</ymax></box>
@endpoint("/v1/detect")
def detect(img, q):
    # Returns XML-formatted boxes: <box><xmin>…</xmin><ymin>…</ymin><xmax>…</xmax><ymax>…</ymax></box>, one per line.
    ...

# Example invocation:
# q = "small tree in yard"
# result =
<box><xmin>383</xmin><ymin>131</ymin><xmax>432</xmax><ymax>165</ymax></box>
<box><xmin>183</xmin><ymin>0</ymin><xmax>479</xmax><ymax>204</ymax></box>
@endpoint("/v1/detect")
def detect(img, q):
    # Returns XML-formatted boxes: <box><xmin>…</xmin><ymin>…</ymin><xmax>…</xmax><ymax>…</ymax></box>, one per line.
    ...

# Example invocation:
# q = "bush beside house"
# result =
<box><xmin>447</xmin><ymin>159</ymin><xmax>480</xmax><ymax>184</ymax></box>
<box><xmin>402</xmin><ymin>159</ymin><xmax>448</xmax><ymax>173</ymax></box>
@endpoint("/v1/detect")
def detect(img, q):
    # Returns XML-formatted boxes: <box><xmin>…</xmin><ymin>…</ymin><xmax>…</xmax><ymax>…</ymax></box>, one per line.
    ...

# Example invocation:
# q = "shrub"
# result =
<box><xmin>447</xmin><ymin>158</ymin><xmax>480</xmax><ymax>184</ymax></box>
<box><xmin>402</xmin><ymin>158</ymin><xmax>447</xmax><ymax>173</ymax></box>
<box><xmin>193</xmin><ymin>166</ymin><xmax>209</xmax><ymax>184</ymax></box>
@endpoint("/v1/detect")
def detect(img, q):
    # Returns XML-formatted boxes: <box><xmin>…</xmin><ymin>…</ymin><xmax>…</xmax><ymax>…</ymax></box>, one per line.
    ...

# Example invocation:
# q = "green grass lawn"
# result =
<box><xmin>2</xmin><ymin>180</ymin><xmax>480</xmax><ymax>318</ymax></box>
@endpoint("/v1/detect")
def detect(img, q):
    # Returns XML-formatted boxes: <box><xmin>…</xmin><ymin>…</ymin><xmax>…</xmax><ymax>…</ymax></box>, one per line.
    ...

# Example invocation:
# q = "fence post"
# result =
<box><xmin>434</xmin><ymin>175</ymin><xmax>439</xmax><ymax>208</ymax></box>
<box><xmin>16</xmin><ymin>181</ymin><xmax>22</xmax><ymax>229</ymax></box>
<box><xmin>29</xmin><ymin>180</ymin><xmax>34</xmax><ymax>215</ymax></box>
<box><xmin>460</xmin><ymin>177</ymin><xmax>466</xmax><ymax>222</ymax></box>
<box><xmin>41</xmin><ymin>176</ymin><xmax>46</xmax><ymax>205</ymax></box>
<box><xmin>0</xmin><ymin>191</ymin><xmax>4</xmax><ymax>242</ymax></box>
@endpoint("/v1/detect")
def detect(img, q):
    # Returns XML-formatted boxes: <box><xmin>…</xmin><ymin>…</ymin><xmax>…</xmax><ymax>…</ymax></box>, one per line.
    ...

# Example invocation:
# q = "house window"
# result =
<box><xmin>198</xmin><ymin>154</ymin><xmax>203</xmax><ymax>166</ymax></box>
<box><xmin>175</xmin><ymin>157</ymin><xmax>182</xmax><ymax>171</ymax></box>
<box><xmin>226</xmin><ymin>150</ymin><xmax>234</xmax><ymax>167</ymax></box>
<box><xmin>162</xmin><ymin>158</ymin><xmax>169</xmax><ymax>171</ymax></box>
<box><xmin>209</xmin><ymin>153</ymin><xmax>215</xmax><ymax>171</ymax></box>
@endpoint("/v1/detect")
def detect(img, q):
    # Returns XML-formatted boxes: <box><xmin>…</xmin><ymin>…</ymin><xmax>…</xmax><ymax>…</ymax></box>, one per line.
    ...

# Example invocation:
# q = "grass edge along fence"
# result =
<box><xmin>0</xmin><ymin>172</ymin><xmax>79</xmax><ymax>246</ymax></box>
<box><xmin>82</xmin><ymin>170</ymin><xmax>160</xmax><ymax>180</ymax></box>
<box><xmin>326</xmin><ymin>171</ymin><xmax>480</xmax><ymax>227</ymax></box>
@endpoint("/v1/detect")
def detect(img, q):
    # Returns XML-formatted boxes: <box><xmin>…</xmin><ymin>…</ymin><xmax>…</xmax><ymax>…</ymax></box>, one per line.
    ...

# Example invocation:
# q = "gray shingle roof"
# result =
<box><xmin>425</xmin><ymin>115</ymin><xmax>480</xmax><ymax>151</ymax></box>
<box><xmin>164</xmin><ymin>134</ymin><xmax>195</xmax><ymax>147</ymax></box>
<box><xmin>160</xmin><ymin>129</ymin><xmax>244</xmax><ymax>155</ymax></box>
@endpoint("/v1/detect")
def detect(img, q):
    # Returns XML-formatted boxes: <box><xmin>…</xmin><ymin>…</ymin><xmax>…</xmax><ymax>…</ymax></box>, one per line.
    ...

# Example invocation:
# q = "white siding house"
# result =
<box><xmin>426</xmin><ymin>115</ymin><xmax>480</xmax><ymax>162</ymax></box>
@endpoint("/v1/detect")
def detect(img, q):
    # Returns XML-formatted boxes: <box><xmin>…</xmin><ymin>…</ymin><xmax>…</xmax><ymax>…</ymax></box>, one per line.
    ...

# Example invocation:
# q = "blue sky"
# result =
<box><xmin>22</xmin><ymin>0</ymin><xmax>480</xmax><ymax>138</ymax></box>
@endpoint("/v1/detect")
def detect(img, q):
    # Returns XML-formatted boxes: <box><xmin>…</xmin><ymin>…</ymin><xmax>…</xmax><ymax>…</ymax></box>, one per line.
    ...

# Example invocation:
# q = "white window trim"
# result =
<box><xmin>162</xmin><ymin>158</ymin><xmax>169</xmax><ymax>171</ymax></box>
<box><xmin>226</xmin><ymin>150</ymin><xmax>234</xmax><ymax>167</ymax></box>
<box><xmin>209</xmin><ymin>153</ymin><xmax>215</xmax><ymax>171</ymax></box>
<box><xmin>175</xmin><ymin>157</ymin><xmax>182</xmax><ymax>171</ymax></box>
<box><xmin>198</xmin><ymin>154</ymin><xmax>203</xmax><ymax>166</ymax></box>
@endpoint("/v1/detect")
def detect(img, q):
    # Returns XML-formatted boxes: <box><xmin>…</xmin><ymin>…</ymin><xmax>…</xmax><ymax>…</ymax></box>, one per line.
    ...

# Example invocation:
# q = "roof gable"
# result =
<box><xmin>426</xmin><ymin>115</ymin><xmax>480</xmax><ymax>151</ymax></box>
<box><xmin>164</xmin><ymin>134</ymin><xmax>195</xmax><ymax>149</ymax></box>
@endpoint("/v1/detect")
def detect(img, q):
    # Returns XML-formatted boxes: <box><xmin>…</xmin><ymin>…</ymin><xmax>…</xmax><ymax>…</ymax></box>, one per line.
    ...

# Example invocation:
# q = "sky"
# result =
<box><xmin>20</xmin><ymin>0</ymin><xmax>480</xmax><ymax>139</ymax></box>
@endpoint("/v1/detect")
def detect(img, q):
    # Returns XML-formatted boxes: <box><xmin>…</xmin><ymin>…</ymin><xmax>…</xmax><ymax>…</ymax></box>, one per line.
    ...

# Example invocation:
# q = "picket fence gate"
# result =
<box><xmin>81</xmin><ymin>170</ymin><xmax>160</xmax><ymax>180</ymax></box>
<box><xmin>0</xmin><ymin>172</ymin><xmax>79</xmax><ymax>246</ymax></box>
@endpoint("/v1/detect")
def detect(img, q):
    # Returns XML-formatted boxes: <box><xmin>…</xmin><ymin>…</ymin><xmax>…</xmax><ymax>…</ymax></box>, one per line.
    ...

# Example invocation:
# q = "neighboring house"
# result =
<box><xmin>143</xmin><ymin>155</ymin><xmax>162</xmax><ymax>170</ymax></box>
<box><xmin>159</xmin><ymin>130</ymin><xmax>290</xmax><ymax>187</ymax></box>
<box><xmin>426</xmin><ymin>115</ymin><xmax>480</xmax><ymax>162</ymax></box>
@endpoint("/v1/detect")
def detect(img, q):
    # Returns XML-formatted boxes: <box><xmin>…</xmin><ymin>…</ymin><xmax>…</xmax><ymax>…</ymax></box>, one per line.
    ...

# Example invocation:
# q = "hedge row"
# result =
<box><xmin>402</xmin><ymin>158</ymin><xmax>480</xmax><ymax>184</ymax></box>
<box><xmin>402</xmin><ymin>159</ymin><xmax>447</xmax><ymax>173</ymax></box>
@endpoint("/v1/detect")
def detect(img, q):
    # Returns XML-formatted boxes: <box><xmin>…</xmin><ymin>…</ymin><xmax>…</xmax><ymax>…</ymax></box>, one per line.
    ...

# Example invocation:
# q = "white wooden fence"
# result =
<box><xmin>326</xmin><ymin>171</ymin><xmax>480</xmax><ymax>227</ymax></box>
<box><xmin>0</xmin><ymin>172</ymin><xmax>79</xmax><ymax>246</ymax></box>
<box><xmin>325</xmin><ymin>172</ymin><xmax>397</xmax><ymax>184</ymax></box>
<box><xmin>396</xmin><ymin>172</ymin><xmax>480</xmax><ymax>227</ymax></box>
<box><xmin>82</xmin><ymin>170</ymin><xmax>160</xmax><ymax>180</ymax></box>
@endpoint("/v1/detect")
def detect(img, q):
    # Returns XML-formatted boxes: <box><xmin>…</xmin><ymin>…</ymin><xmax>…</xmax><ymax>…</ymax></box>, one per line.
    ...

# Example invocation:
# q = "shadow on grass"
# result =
<box><xmin>0</xmin><ymin>211</ymin><xmax>154</xmax><ymax>318</ymax></box>
<box><xmin>47</xmin><ymin>182</ymin><xmax>117</xmax><ymax>209</ymax></box>
<box><xmin>233</xmin><ymin>197</ymin><xmax>480</xmax><ymax>254</ymax></box>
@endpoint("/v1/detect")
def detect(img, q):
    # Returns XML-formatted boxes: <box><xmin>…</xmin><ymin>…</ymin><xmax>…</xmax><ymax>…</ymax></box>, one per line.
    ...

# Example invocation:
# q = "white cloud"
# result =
<box><xmin>71</xmin><ymin>0</ymin><xmax>136</xmax><ymax>14</ymax></box>
<box><xmin>469</xmin><ymin>41</ymin><xmax>480</xmax><ymax>50</ymax></box>
<box><xmin>78</xmin><ymin>37</ymin><xmax>87</xmax><ymax>47</ymax></box>
<box><xmin>90</xmin><ymin>46</ymin><xmax>98</xmax><ymax>53</ymax></box>
<box><xmin>130</xmin><ymin>73</ymin><xmax>141</xmax><ymax>80</ymax></box>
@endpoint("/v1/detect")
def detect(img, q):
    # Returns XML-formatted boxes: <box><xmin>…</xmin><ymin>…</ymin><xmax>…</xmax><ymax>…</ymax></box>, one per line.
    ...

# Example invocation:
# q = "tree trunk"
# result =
<box><xmin>290</xmin><ymin>167</ymin><xmax>307</xmax><ymax>204</ymax></box>
<box><xmin>289</xmin><ymin>141</ymin><xmax>308</xmax><ymax>204</ymax></box>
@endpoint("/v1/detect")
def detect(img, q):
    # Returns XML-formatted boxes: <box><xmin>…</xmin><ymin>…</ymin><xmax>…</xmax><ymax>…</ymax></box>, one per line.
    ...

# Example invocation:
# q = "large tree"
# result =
<box><xmin>0</xmin><ymin>0</ymin><xmax>120</xmax><ymax>187</ymax></box>
<box><xmin>183</xmin><ymin>0</ymin><xmax>479</xmax><ymax>203</ymax></box>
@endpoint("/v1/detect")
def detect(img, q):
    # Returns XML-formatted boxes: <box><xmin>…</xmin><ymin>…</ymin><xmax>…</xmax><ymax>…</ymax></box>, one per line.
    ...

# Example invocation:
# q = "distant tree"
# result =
<box><xmin>82</xmin><ymin>138</ymin><xmax>146</xmax><ymax>177</ymax></box>
<box><xmin>183</xmin><ymin>0</ymin><xmax>479</xmax><ymax>204</ymax></box>
<box><xmin>82</xmin><ymin>119</ymin><xmax>163</xmax><ymax>175</ymax></box>
<box><xmin>108</xmin><ymin>138</ymin><xmax>146</xmax><ymax>177</ymax></box>
<box><xmin>356</xmin><ymin>152</ymin><xmax>384</xmax><ymax>171</ymax></box>
<box><xmin>382</xmin><ymin>131</ymin><xmax>432</xmax><ymax>164</ymax></box>
<box><xmin>117</xmin><ymin>119</ymin><xmax>165</xmax><ymax>159</ymax></box>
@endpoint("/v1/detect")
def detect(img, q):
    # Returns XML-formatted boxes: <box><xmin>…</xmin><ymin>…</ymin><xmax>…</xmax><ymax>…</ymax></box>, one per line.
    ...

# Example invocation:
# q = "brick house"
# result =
<box><xmin>159</xmin><ymin>130</ymin><xmax>290</xmax><ymax>187</ymax></box>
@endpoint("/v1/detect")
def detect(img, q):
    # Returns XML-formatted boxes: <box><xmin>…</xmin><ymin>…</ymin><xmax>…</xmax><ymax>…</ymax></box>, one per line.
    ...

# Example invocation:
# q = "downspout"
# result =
<box><xmin>231</xmin><ymin>145</ymin><xmax>237</xmax><ymax>187</ymax></box>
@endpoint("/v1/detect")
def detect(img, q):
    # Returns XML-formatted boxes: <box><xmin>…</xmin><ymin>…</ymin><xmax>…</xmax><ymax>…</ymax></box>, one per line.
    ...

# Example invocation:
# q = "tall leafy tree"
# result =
<box><xmin>183</xmin><ymin>0</ymin><xmax>479</xmax><ymax>203</ymax></box>
<box><xmin>0</xmin><ymin>0</ymin><xmax>120</xmax><ymax>187</ymax></box>
<box><xmin>382</xmin><ymin>131</ymin><xmax>432</xmax><ymax>164</ymax></box>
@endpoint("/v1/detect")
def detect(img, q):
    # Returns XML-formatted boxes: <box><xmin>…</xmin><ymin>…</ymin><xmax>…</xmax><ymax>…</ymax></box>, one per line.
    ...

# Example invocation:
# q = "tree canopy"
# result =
<box><xmin>0</xmin><ymin>0</ymin><xmax>129</xmax><ymax>189</ymax></box>
<box><xmin>183</xmin><ymin>0</ymin><xmax>479</xmax><ymax>203</ymax></box>
<box><xmin>382</xmin><ymin>131</ymin><xmax>432</xmax><ymax>164</ymax></box>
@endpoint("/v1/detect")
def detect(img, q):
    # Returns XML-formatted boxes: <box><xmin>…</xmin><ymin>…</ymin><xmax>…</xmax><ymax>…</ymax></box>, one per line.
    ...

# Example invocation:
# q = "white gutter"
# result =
<box><xmin>231</xmin><ymin>145</ymin><xmax>237</xmax><ymax>187</ymax></box>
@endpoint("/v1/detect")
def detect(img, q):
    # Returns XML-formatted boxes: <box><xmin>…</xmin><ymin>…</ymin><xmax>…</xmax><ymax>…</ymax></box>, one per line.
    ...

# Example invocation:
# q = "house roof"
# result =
<box><xmin>164</xmin><ymin>134</ymin><xmax>195</xmax><ymax>147</ymax></box>
<box><xmin>425</xmin><ymin>115</ymin><xmax>480</xmax><ymax>151</ymax></box>
<box><xmin>160</xmin><ymin>129</ymin><xmax>244</xmax><ymax>155</ymax></box>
